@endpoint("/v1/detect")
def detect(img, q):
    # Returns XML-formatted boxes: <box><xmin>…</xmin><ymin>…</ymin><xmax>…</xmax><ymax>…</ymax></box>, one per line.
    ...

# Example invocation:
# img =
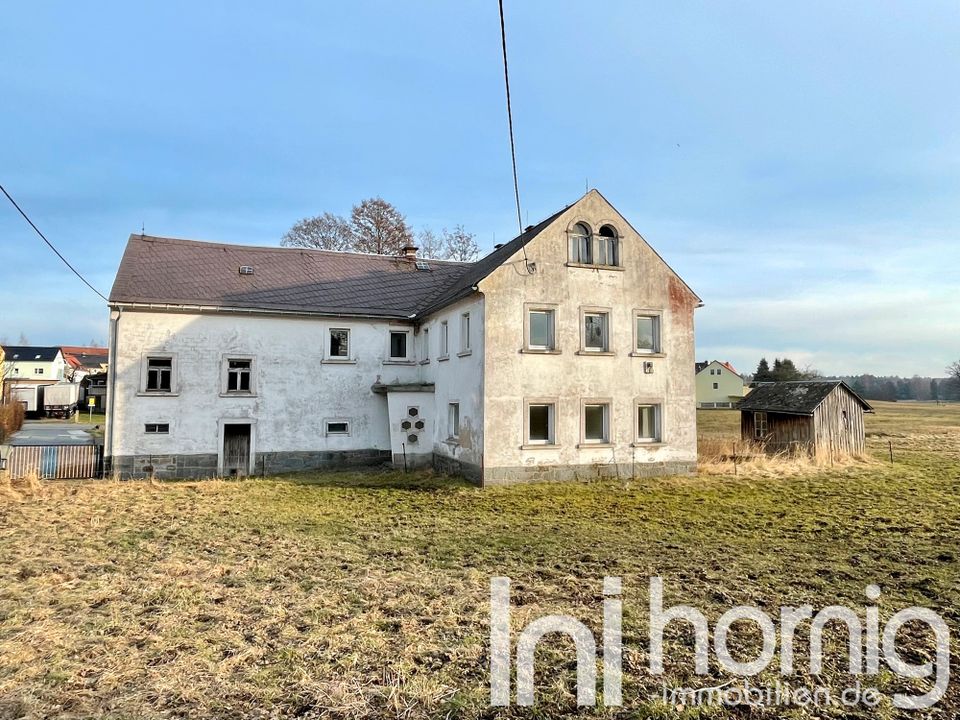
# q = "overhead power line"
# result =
<box><xmin>498</xmin><ymin>0</ymin><xmax>523</xmax><ymax>236</ymax></box>
<box><xmin>0</xmin><ymin>182</ymin><xmax>108</xmax><ymax>302</ymax></box>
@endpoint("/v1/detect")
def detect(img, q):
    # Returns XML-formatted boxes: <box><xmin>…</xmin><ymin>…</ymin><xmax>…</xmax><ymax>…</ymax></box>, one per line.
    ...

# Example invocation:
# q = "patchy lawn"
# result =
<box><xmin>0</xmin><ymin>403</ymin><xmax>958</xmax><ymax>719</ymax></box>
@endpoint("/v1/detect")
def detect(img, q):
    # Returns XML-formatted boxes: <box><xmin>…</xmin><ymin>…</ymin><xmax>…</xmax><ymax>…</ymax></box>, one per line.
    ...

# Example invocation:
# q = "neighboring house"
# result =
<box><xmin>737</xmin><ymin>381</ymin><xmax>873</xmax><ymax>456</ymax></box>
<box><xmin>81</xmin><ymin>371</ymin><xmax>108</xmax><ymax>413</ymax></box>
<box><xmin>62</xmin><ymin>346</ymin><xmax>109</xmax><ymax>382</ymax></box>
<box><xmin>1</xmin><ymin>345</ymin><xmax>66</xmax><ymax>415</ymax></box>
<box><xmin>695</xmin><ymin>360</ymin><xmax>746</xmax><ymax>408</ymax></box>
<box><xmin>106</xmin><ymin>190</ymin><xmax>701</xmax><ymax>484</ymax></box>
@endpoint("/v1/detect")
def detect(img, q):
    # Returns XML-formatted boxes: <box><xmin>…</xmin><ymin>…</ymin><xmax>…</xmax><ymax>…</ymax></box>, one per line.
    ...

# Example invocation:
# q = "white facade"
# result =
<box><xmin>695</xmin><ymin>360</ymin><xmax>746</xmax><ymax>408</ymax></box>
<box><xmin>108</xmin><ymin>191</ymin><xmax>699</xmax><ymax>484</ymax></box>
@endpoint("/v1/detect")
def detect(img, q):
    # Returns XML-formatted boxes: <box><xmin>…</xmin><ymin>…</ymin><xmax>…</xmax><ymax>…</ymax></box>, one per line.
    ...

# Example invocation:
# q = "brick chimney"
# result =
<box><xmin>400</xmin><ymin>244</ymin><xmax>418</xmax><ymax>260</ymax></box>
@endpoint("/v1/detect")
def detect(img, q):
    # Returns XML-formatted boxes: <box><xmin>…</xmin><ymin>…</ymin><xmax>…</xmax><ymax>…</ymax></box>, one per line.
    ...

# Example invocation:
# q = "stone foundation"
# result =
<box><xmin>481</xmin><ymin>460</ymin><xmax>696</xmax><ymax>487</ymax></box>
<box><xmin>432</xmin><ymin>453</ymin><xmax>483</xmax><ymax>484</ymax></box>
<box><xmin>108</xmin><ymin>449</ymin><xmax>391</xmax><ymax>479</ymax></box>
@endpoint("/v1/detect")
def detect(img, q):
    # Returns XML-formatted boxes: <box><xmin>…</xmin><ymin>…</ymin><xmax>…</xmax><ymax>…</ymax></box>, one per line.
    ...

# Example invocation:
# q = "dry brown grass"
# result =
<box><xmin>0</xmin><ymin>404</ymin><xmax>957</xmax><ymax>718</ymax></box>
<box><xmin>0</xmin><ymin>402</ymin><xmax>25</xmax><ymax>443</ymax></box>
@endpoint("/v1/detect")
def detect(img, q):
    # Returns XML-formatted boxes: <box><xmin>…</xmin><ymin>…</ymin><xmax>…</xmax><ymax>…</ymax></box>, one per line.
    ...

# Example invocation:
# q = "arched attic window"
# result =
<box><xmin>598</xmin><ymin>225</ymin><xmax>620</xmax><ymax>267</ymax></box>
<box><xmin>568</xmin><ymin>222</ymin><xmax>593</xmax><ymax>264</ymax></box>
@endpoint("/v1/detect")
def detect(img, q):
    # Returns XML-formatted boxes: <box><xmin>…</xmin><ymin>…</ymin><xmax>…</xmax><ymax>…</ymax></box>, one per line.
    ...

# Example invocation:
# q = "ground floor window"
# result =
<box><xmin>527</xmin><ymin>402</ymin><xmax>555</xmax><ymax>445</ymax></box>
<box><xmin>582</xmin><ymin>402</ymin><xmax>610</xmax><ymax>443</ymax></box>
<box><xmin>754</xmin><ymin>411</ymin><xmax>768</xmax><ymax>439</ymax></box>
<box><xmin>636</xmin><ymin>403</ymin><xmax>661</xmax><ymax>443</ymax></box>
<box><xmin>448</xmin><ymin>403</ymin><xmax>460</xmax><ymax>439</ymax></box>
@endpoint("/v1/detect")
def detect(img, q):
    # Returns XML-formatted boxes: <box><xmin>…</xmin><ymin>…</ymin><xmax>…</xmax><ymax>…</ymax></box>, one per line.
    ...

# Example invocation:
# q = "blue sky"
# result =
<box><xmin>1</xmin><ymin>1</ymin><xmax>957</xmax><ymax>376</ymax></box>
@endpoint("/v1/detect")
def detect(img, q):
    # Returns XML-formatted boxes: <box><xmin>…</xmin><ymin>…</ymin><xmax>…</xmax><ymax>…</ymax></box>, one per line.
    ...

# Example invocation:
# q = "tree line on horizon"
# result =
<box><xmin>280</xmin><ymin>197</ymin><xmax>480</xmax><ymax>261</ymax></box>
<box><xmin>747</xmin><ymin>357</ymin><xmax>960</xmax><ymax>402</ymax></box>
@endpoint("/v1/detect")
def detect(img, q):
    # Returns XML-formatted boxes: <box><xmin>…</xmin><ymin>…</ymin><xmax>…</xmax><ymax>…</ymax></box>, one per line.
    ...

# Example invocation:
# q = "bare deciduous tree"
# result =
<box><xmin>281</xmin><ymin>212</ymin><xmax>354</xmax><ymax>251</ymax></box>
<box><xmin>351</xmin><ymin>198</ymin><xmax>413</xmax><ymax>255</ymax></box>
<box><xmin>417</xmin><ymin>228</ymin><xmax>446</xmax><ymax>259</ymax></box>
<box><xmin>948</xmin><ymin>360</ymin><xmax>960</xmax><ymax>383</ymax></box>
<box><xmin>17</xmin><ymin>332</ymin><xmax>28</xmax><ymax>345</ymax></box>
<box><xmin>442</xmin><ymin>225</ymin><xmax>479</xmax><ymax>262</ymax></box>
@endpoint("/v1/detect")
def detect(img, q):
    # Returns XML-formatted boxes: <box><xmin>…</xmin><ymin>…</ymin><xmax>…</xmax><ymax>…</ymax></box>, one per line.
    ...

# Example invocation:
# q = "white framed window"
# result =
<box><xmin>569</xmin><ymin>222</ymin><xmax>592</xmax><ymax>264</ymax></box>
<box><xmin>448</xmin><ymin>402</ymin><xmax>460</xmax><ymax>439</ymax></box>
<box><xmin>226</xmin><ymin>358</ymin><xmax>252</xmax><ymax>393</ymax></box>
<box><xmin>581</xmin><ymin>400</ymin><xmax>610</xmax><ymax>444</ymax></box>
<box><xmin>439</xmin><ymin>321</ymin><xmax>449</xmax><ymax>358</ymax></box>
<box><xmin>325</xmin><ymin>419</ymin><xmax>350</xmax><ymax>435</ymax></box>
<box><xmin>421</xmin><ymin>328</ymin><xmax>430</xmax><ymax>362</ymax></box>
<box><xmin>329</xmin><ymin>328</ymin><xmax>350</xmax><ymax>359</ymax></box>
<box><xmin>634</xmin><ymin>313</ymin><xmax>661</xmax><ymax>354</ymax></box>
<box><xmin>35</xmin><ymin>368</ymin><xmax>44</xmax><ymax>375</ymax></box>
<box><xmin>597</xmin><ymin>225</ymin><xmax>620</xmax><ymax>267</ymax></box>
<box><xmin>525</xmin><ymin>304</ymin><xmax>557</xmax><ymax>351</ymax></box>
<box><xmin>144</xmin><ymin>355</ymin><xmax>174</xmax><ymax>393</ymax></box>
<box><xmin>754</xmin><ymin>412</ymin><xmax>768</xmax><ymax>439</ymax></box>
<box><xmin>582</xmin><ymin>309</ymin><xmax>610</xmax><ymax>352</ymax></box>
<box><xmin>712</xmin><ymin>382</ymin><xmax>719</xmax><ymax>390</ymax></box>
<box><xmin>389</xmin><ymin>330</ymin><xmax>410</xmax><ymax>360</ymax></box>
<box><xmin>525</xmin><ymin>400</ymin><xmax>556</xmax><ymax>446</ymax></box>
<box><xmin>460</xmin><ymin>312</ymin><xmax>471</xmax><ymax>354</ymax></box>
<box><xmin>145</xmin><ymin>422</ymin><xmax>170</xmax><ymax>434</ymax></box>
<box><xmin>636</xmin><ymin>403</ymin><xmax>661</xmax><ymax>443</ymax></box>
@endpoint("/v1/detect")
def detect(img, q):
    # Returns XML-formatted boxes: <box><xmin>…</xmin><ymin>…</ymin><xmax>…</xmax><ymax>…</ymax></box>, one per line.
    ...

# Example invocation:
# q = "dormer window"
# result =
<box><xmin>569</xmin><ymin>223</ymin><xmax>592</xmax><ymax>264</ymax></box>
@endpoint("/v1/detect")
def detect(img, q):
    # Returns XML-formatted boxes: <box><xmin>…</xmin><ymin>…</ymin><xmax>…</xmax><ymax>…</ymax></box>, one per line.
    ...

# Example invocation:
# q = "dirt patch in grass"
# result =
<box><xmin>0</xmin><ymin>406</ymin><xmax>958</xmax><ymax>718</ymax></box>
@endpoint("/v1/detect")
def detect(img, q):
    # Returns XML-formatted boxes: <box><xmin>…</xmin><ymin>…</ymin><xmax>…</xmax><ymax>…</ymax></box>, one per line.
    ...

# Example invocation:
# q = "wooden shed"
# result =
<box><xmin>737</xmin><ymin>381</ymin><xmax>873</xmax><ymax>456</ymax></box>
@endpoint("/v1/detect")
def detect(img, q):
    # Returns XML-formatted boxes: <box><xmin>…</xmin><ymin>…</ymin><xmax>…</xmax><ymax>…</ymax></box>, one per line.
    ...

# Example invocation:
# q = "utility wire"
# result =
<box><xmin>498</xmin><ymin>0</ymin><xmax>523</xmax><ymax>237</ymax></box>
<box><xmin>0</xmin><ymin>182</ymin><xmax>108</xmax><ymax>302</ymax></box>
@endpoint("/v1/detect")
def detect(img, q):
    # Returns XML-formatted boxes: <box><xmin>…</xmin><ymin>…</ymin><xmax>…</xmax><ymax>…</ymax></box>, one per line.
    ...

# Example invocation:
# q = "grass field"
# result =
<box><xmin>0</xmin><ymin>402</ymin><xmax>958</xmax><ymax>718</ymax></box>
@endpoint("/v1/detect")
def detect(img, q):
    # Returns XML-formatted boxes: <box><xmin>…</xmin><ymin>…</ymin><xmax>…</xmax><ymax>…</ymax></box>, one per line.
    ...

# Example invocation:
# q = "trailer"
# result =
<box><xmin>9</xmin><ymin>384</ymin><xmax>52</xmax><ymax>416</ymax></box>
<box><xmin>43</xmin><ymin>382</ymin><xmax>80</xmax><ymax>418</ymax></box>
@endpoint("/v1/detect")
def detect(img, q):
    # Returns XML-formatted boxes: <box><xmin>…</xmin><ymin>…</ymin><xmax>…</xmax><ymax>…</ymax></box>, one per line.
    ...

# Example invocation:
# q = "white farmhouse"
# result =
<box><xmin>695</xmin><ymin>360</ymin><xmax>746</xmax><ymax>408</ymax></box>
<box><xmin>106</xmin><ymin>190</ymin><xmax>701</xmax><ymax>485</ymax></box>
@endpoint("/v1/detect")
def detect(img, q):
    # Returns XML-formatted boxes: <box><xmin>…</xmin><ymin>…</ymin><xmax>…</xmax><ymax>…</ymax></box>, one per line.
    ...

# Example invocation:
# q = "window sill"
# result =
<box><xmin>437</xmin><ymin>355</ymin><xmax>450</xmax><ymax>362</ymax></box>
<box><xmin>521</xmin><ymin>443</ymin><xmax>560</xmax><ymax>450</ymax></box>
<box><xmin>136</xmin><ymin>391</ymin><xmax>180</xmax><ymax>397</ymax></box>
<box><xmin>383</xmin><ymin>360</ymin><xmax>415</xmax><ymax>366</ymax></box>
<box><xmin>566</xmin><ymin>262</ymin><xmax>625</xmax><ymax>271</ymax></box>
<box><xmin>456</xmin><ymin>350</ymin><xmax>473</xmax><ymax>358</ymax></box>
<box><xmin>576</xmin><ymin>350</ymin><xmax>615</xmax><ymax>356</ymax></box>
<box><xmin>219</xmin><ymin>392</ymin><xmax>257</xmax><ymax>398</ymax></box>
<box><xmin>577</xmin><ymin>442</ymin><xmax>614</xmax><ymax>449</ymax></box>
<box><xmin>419</xmin><ymin>359</ymin><xmax>431</xmax><ymax>365</ymax></box>
<box><xmin>632</xmin><ymin>441</ymin><xmax>665</xmax><ymax>448</ymax></box>
<box><xmin>322</xmin><ymin>358</ymin><xmax>357</xmax><ymax>365</ymax></box>
<box><xmin>630</xmin><ymin>352</ymin><xmax>665</xmax><ymax>358</ymax></box>
<box><xmin>443</xmin><ymin>437</ymin><xmax>460</xmax><ymax>447</ymax></box>
<box><xmin>520</xmin><ymin>348</ymin><xmax>561</xmax><ymax>355</ymax></box>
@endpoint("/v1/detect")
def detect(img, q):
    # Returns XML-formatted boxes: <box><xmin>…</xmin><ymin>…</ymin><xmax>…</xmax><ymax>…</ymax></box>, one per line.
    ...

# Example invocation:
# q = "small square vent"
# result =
<box><xmin>239</xmin><ymin>265</ymin><xmax>254</xmax><ymax>275</ymax></box>
<box><xmin>643</xmin><ymin>361</ymin><xmax>655</xmax><ymax>374</ymax></box>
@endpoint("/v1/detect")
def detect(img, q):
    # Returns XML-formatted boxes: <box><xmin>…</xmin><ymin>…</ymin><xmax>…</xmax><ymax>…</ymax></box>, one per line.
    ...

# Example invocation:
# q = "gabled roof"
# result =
<box><xmin>1</xmin><ymin>345</ymin><xmax>62</xmax><ymax>362</ymax></box>
<box><xmin>61</xmin><ymin>346</ymin><xmax>109</xmax><ymax>369</ymax></box>
<box><xmin>736</xmin><ymin>381</ymin><xmax>873</xmax><ymax>416</ymax></box>
<box><xmin>110</xmin><ymin>235</ymin><xmax>472</xmax><ymax>319</ymax></box>
<box><xmin>696</xmin><ymin>360</ymin><xmax>739</xmax><ymax>376</ymax></box>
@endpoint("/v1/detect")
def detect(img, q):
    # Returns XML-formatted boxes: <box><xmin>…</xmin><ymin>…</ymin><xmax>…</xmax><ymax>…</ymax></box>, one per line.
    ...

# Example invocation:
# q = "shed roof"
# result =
<box><xmin>736</xmin><ymin>381</ymin><xmax>873</xmax><ymax>415</ymax></box>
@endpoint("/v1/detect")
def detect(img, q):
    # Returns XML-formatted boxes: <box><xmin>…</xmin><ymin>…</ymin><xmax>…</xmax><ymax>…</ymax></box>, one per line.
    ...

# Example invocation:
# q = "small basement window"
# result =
<box><xmin>326</xmin><ymin>420</ymin><xmax>350</xmax><ymax>435</ymax></box>
<box><xmin>145</xmin><ymin>423</ymin><xmax>169</xmax><ymax>434</ymax></box>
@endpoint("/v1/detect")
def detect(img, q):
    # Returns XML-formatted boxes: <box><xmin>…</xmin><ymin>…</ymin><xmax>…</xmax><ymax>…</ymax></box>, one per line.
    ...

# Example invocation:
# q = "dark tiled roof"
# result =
<box><xmin>1</xmin><ymin>345</ymin><xmax>62</xmax><ymax>362</ymax></box>
<box><xmin>109</xmin><ymin>235</ymin><xmax>473</xmax><ymax>319</ymax></box>
<box><xmin>109</xmin><ymin>207</ymin><xmax>567</xmax><ymax>320</ymax></box>
<box><xmin>737</xmin><ymin>381</ymin><xmax>873</xmax><ymax>415</ymax></box>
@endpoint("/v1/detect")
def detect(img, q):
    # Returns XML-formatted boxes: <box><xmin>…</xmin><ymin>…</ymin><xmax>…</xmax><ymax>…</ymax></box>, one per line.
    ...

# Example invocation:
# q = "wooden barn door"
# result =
<box><xmin>222</xmin><ymin>424</ymin><xmax>251</xmax><ymax>477</ymax></box>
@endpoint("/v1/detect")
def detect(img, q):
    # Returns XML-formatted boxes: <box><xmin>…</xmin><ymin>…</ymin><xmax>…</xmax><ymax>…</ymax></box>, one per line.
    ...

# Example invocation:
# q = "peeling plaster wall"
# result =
<box><xmin>417</xmin><ymin>295</ymin><xmax>485</xmax><ymax>477</ymax></box>
<box><xmin>110</xmin><ymin>310</ymin><xmax>421</xmax><ymax>471</ymax></box>
<box><xmin>478</xmin><ymin>190</ymin><xmax>698</xmax><ymax>484</ymax></box>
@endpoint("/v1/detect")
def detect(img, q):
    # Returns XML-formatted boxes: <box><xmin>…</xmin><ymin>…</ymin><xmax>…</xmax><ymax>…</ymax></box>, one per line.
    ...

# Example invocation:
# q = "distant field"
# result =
<box><xmin>0</xmin><ymin>403</ymin><xmax>957</xmax><ymax>718</ymax></box>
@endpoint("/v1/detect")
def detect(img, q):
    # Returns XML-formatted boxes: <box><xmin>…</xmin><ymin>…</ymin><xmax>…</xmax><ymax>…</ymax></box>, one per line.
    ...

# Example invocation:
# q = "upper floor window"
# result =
<box><xmin>634</xmin><ymin>313</ymin><xmax>661</xmax><ymax>354</ymax></box>
<box><xmin>329</xmin><ymin>328</ymin><xmax>350</xmax><ymax>359</ymax></box>
<box><xmin>568</xmin><ymin>222</ymin><xmax>621</xmax><ymax>267</ymax></box>
<box><xmin>145</xmin><ymin>356</ymin><xmax>173</xmax><ymax>393</ymax></box>
<box><xmin>597</xmin><ymin>225</ymin><xmax>620</xmax><ymax>266</ymax></box>
<box><xmin>35</xmin><ymin>368</ymin><xmax>43</xmax><ymax>375</ymax></box>
<box><xmin>421</xmin><ymin>328</ymin><xmax>430</xmax><ymax>361</ymax></box>
<box><xmin>389</xmin><ymin>330</ymin><xmax>409</xmax><ymax>360</ymax></box>
<box><xmin>460</xmin><ymin>312</ymin><xmax>471</xmax><ymax>354</ymax></box>
<box><xmin>526</xmin><ymin>305</ymin><xmax>557</xmax><ymax>351</ymax></box>
<box><xmin>440</xmin><ymin>321</ymin><xmax>449</xmax><ymax>358</ymax></box>
<box><xmin>569</xmin><ymin>222</ymin><xmax>592</xmax><ymax>264</ymax></box>
<box><xmin>582</xmin><ymin>310</ymin><xmax>610</xmax><ymax>352</ymax></box>
<box><xmin>226</xmin><ymin>358</ymin><xmax>252</xmax><ymax>393</ymax></box>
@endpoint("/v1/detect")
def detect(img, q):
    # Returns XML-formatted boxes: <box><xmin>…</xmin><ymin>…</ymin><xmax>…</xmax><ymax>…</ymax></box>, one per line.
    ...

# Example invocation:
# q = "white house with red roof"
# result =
<box><xmin>695</xmin><ymin>360</ymin><xmax>746</xmax><ymax>408</ymax></box>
